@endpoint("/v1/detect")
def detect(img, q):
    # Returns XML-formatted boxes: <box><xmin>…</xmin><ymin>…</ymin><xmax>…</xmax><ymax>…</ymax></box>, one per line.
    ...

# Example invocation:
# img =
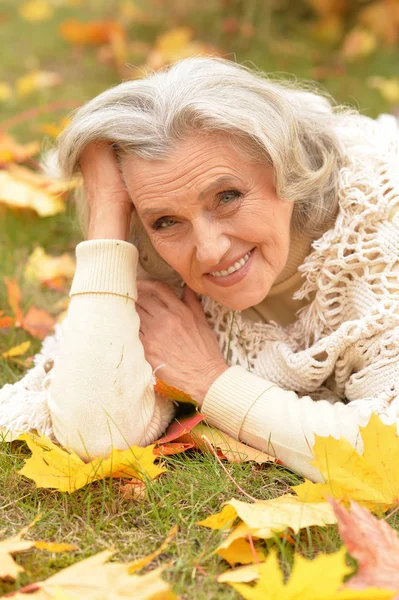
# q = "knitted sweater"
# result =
<box><xmin>1</xmin><ymin>114</ymin><xmax>398</xmax><ymax>482</ymax></box>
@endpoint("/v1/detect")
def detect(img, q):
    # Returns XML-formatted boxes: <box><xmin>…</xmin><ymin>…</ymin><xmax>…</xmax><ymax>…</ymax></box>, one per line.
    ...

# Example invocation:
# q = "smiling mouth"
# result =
<box><xmin>208</xmin><ymin>249</ymin><xmax>254</xmax><ymax>278</ymax></box>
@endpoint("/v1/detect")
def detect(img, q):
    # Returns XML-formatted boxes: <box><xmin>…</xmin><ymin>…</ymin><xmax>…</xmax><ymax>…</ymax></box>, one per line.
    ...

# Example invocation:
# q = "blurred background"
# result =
<box><xmin>0</xmin><ymin>0</ymin><xmax>399</xmax><ymax>358</ymax></box>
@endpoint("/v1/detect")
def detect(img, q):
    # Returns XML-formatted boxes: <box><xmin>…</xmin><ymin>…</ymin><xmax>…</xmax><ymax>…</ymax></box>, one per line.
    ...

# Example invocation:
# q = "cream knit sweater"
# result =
<box><xmin>1</xmin><ymin>113</ymin><xmax>398</xmax><ymax>482</ymax></box>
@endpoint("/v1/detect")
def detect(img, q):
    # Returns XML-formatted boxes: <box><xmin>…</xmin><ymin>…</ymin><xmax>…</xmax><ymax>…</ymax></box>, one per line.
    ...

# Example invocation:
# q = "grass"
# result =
<box><xmin>1</xmin><ymin>0</ymin><xmax>399</xmax><ymax>598</ymax></box>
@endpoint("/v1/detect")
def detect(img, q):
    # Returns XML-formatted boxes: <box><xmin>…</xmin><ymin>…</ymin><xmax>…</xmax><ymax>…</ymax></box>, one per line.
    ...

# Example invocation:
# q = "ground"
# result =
<box><xmin>1</xmin><ymin>0</ymin><xmax>399</xmax><ymax>598</ymax></box>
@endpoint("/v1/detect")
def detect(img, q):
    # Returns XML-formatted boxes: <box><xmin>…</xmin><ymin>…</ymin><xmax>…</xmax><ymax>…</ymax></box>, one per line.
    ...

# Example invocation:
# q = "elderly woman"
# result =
<box><xmin>1</xmin><ymin>57</ymin><xmax>399</xmax><ymax>482</ymax></box>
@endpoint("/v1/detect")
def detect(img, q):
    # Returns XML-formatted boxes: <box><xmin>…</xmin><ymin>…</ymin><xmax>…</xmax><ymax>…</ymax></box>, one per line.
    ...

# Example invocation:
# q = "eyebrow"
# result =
<box><xmin>141</xmin><ymin>175</ymin><xmax>240</xmax><ymax>217</ymax></box>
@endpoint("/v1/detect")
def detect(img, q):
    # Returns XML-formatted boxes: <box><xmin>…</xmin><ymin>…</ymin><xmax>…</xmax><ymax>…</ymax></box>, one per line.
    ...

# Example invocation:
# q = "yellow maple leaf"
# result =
<box><xmin>17</xmin><ymin>432</ymin><xmax>165</xmax><ymax>493</ymax></box>
<box><xmin>16</xmin><ymin>70</ymin><xmax>62</xmax><ymax>97</ymax></box>
<box><xmin>198</xmin><ymin>494</ymin><xmax>337</xmax><ymax>564</ymax></box>
<box><xmin>10</xmin><ymin>549</ymin><xmax>177</xmax><ymax>599</ymax></box>
<box><xmin>24</xmin><ymin>247</ymin><xmax>76</xmax><ymax>283</ymax></box>
<box><xmin>0</xmin><ymin>165</ymin><xmax>71</xmax><ymax>217</ymax></box>
<box><xmin>0</xmin><ymin>515</ymin><xmax>76</xmax><ymax>582</ymax></box>
<box><xmin>19</xmin><ymin>0</ymin><xmax>53</xmax><ymax>22</ymax></box>
<box><xmin>219</xmin><ymin>547</ymin><xmax>394</xmax><ymax>599</ymax></box>
<box><xmin>293</xmin><ymin>414</ymin><xmax>399</xmax><ymax>513</ymax></box>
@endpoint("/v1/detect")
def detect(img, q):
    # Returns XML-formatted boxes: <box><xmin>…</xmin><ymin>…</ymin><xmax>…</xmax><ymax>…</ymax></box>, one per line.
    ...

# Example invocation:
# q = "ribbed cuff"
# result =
<box><xmin>201</xmin><ymin>366</ymin><xmax>277</xmax><ymax>439</ymax></box>
<box><xmin>70</xmin><ymin>239</ymin><xmax>139</xmax><ymax>300</ymax></box>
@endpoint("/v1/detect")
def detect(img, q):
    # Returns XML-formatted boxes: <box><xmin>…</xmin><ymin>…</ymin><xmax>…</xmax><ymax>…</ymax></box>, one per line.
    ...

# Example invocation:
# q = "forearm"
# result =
<box><xmin>48</xmin><ymin>240</ymin><xmax>174</xmax><ymax>458</ymax></box>
<box><xmin>202</xmin><ymin>366</ymin><xmax>368</xmax><ymax>482</ymax></box>
<box><xmin>88</xmin><ymin>203</ymin><xmax>132</xmax><ymax>241</ymax></box>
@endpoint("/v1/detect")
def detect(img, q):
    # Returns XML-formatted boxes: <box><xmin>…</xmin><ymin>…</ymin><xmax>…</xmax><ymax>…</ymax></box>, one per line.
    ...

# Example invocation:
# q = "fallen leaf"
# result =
<box><xmin>16</xmin><ymin>71</ymin><xmax>62</xmax><ymax>97</ymax></box>
<box><xmin>174</xmin><ymin>422</ymin><xmax>276</xmax><ymax>464</ymax></box>
<box><xmin>144</xmin><ymin>27</ymin><xmax>218</xmax><ymax>71</ymax></box>
<box><xmin>0</xmin><ymin>516</ymin><xmax>76</xmax><ymax>582</ymax></box>
<box><xmin>18</xmin><ymin>432</ymin><xmax>165</xmax><ymax>493</ymax></box>
<box><xmin>10</xmin><ymin>549</ymin><xmax>177</xmax><ymax>599</ymax></box>
<box><xmin>359</xmin><ymin>1</ymin><xmax>399</xmax><ymax>46</ymax></box>
<box><xmin>198</xmin><ymin>494</ymin><xmax>337</xmax><ymax>563</ymax></box>
<box><xmin>0</xmin><ymin>134</ymin><xmax>39</xmax><ymax>166</ymax></box>
<box><xmin>341</xmin><ymin>27</ymin><xmax>377</xmax><ymax>61</ymax></box>
<box><xmin>0</xmin><ymin>314</ymin><xmax>14</xmax><ymax>328</ymax></box>
<box><xmin>0</xmin><ymin>168</ymin><xmax>67</xmax><ymax>216</ymax></box>
<box><xmin>120</xmin><ymin>481</ymin><xmax>148</xmax><ymax>501</ymax></box>
<box><xmin>128</xmin><ymin>526</ymin><xmax>177</xmax><ymax>573</ymax></box>
<box><xmin>332</xmin><ymin>499</ymin><xmax>399</xmax><ymax>594</ymax></box>
<box><xmin>0</xmin><ymin>82</ymin><xmax>12</xmax><ymax>102</ymax></box>
<box><xmin>368</xmin><ymin>77</ymin><xmax>399</xmax><ymax>104</ymax></box>
<box><xmin>2</xmin><ymin>341</ymin><xmax>31</xmax><ymax>359</ymax></box>
<box><xmin>19</xmin><ymin>0</ymin><xmax>53</xmax><ymax>22</ymax></box>
<box><xmin>23</xmin><ymin>306</ymin><xmax>55</xmax><ymax>340</ymax></box>
<box><xmin>4</xmin><ymin>277</ymin><xmax>24</xmax><ymax>325</ymax></box>
<box><xmin>157</xmin><ymin>413</ymin><xmax>205</xmax><ymax>444</ymax></box>
<box><xmin>293</xmin><ymin>414</ymin><xmax>399</xmax><ymax>513</ymax></box>
<box><xmin>24</xmin><ymin>247</ymin><xmax>75</xmax><ymax>284</ymax></box>
<box><xmin>219</xmin><ymin>547</ymin><xmax>394</xmax><ymax>599</ymax></box>
<box><xmin>154</xmin><ymin>377</ymin><xmax>198</xmax><ymax>406</ymax></box>
<box><xmin>59</xmin><ymin>19</ymin><xmax>125</xmax><ymax>46</ymax></box>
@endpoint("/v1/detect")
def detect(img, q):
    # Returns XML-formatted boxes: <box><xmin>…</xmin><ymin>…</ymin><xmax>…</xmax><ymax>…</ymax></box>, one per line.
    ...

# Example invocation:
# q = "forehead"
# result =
<box><xmin>120</xmin><ymin>132</ymin><xmax>258</xmax><ymax>207</ymax></box>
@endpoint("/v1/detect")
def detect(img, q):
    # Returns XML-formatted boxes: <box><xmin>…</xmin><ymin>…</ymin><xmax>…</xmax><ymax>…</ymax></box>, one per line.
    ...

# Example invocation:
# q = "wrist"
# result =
<box><xmin>195</xmin><ymin>362</ymin><xmax>229</xmax><ymax>408</ymax></box>
<box><xmin>88</xmin><ymin>203</ymin><xmax>132</xmax><ymax>241</ymax></box>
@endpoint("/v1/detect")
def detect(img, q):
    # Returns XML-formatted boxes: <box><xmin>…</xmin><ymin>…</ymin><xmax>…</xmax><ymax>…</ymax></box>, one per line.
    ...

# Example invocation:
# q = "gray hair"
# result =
<box><xmin>56</xmin><ymin>56</ymin><xmax>355</xmax><ymax>283</ymax></box>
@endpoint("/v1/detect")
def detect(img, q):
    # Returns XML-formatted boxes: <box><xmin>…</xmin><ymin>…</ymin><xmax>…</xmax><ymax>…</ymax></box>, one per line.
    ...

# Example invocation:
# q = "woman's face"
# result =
<box><xmin>122</xmin><ymin>133</ymin><xmax>294</xmax><ymax>310</ymax></box>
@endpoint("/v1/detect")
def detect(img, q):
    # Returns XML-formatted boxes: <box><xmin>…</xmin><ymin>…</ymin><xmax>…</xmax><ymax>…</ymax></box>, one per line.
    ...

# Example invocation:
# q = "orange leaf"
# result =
<box><xmin>0</xmin><ymin>133</ymin><xmax>39</xmax><ymax>166</ymax></box>
<box><xmin>154</xmin><ymin>377</ymin><xmax>198</xmax><ymax>406</ymax></box>
<box><xmin>0</xmin><ymin>315</ymin><xmax>14</xmax><ymax>328</ymax></box>
<box><xmin>60</xmin><ymin>19</ymin><xmax>125</xmax><ymax>46</ymax></box>
<box><xmin>154</xmin><ymin>442</ymin><xmax>195</xmax><ymax>457</ymax></box>
<box><xmin>22</xmin><ymin>306</ymin><xmax>55</xmax><ymax>340</ymax></box>
<box><xmin>4</xmin><ymin>277</ymin><xmax>24</xmax><ymax>325</ymax></box>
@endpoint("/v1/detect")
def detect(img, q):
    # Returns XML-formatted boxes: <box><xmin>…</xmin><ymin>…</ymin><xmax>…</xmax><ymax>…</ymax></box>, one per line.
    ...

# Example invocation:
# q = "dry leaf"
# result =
<box><xmin>332</xmin><ymin>499</ymin><xmax>399</xmax><ymax>595</ymax></box>
<box><xmin>172</xmin><ymin>421</ymin><xmax>275</xmax><ymax>464</ymax></box>
<box><xmin>368</xmin><ymin>77</ymin><xmax>399</xmax><ymax>104</ymax></box>
<box><xmin>154</xmin><ymin>377</ymin><xmax>198</xmax><ymax>406</ymax></box>
<box><xmin>128</xmin><ymin>526</ymin><xmax>177</xmax><ymax>574</ymax></box>
<box><xmin>0</xmin><ymin>516</ymin><xmax>76</xmax><ymax>582</ymax></box>
<box><xmin>16</xmin><ymin>71</ymin><xmax>62</xmax><ymax>97</ymax></box>
<box><xmin>219</xmin><ymin>547</ymin><xmax>394</xmax><ymax>599</ymax></box>
<box><xmin>18</xmin><ymin>432</ymin><xmax>165</xmax><ymax>493</ymax></box>
<box><xmin>59</xmin><ymin>19</ymin><xmax>125</xmax><ymax>46</ymax></box>
<box><xmin>0</xmin><ymin>133</ymin><xmax>39</xmax><ymax>166</ymax></box>
<box><xmin>341</xmin><ymin>28</ymin><xmax>377</xmax><ymax>61</ymax></box>
<box><xmin>144</xmin><ymin>27</ymin><xmax>217</xmax><ymax>71</ymax></box>
<box><xmin>0</xmin><ymin>311</ymin><xmax>14</xmax><ymax>328</ymax></box>
<box><xmin>0</xmin><ymin>167</ymin><xmax>67</xmax><ymax>216</ymax></box>
<box><xmin>359</xmin><ymin>1</ymin><xmax>399</xmax><ymax>46</ymax></box>
<box><xmin>293</xmin><ymin>414</ymin><xmax>399</xmax><ymax>513</ymax></box>
<box><xmin>2</xmin><ymin>341</ymin><xmax>31</xmax><ymax>359</ymax></box>
<box><xmin>198</xmin><ymin>494</ymin><xmax>337</xmax><ymax>564</ymax></box>
<box><xmin>10</xmin><ymin>549</ymin><xmax>177</xmax><ymax>599</ymax></box>
<box><xmin>0</xmin><ymin>82</ymin><xmax>12</xmax><ymax>102</ymax></box>
<box><xmin>120</xmin><ymin>481</ymin><xmax>148</xmax><ymax>501</ymax></box>
<box><xmin>23</xmin><ymin>306</ymin><xmax>55</xmax><ymax>340</ymax></box>
<box><xmin>24</xmin><ymin>247</ymin><xmax>75</xmax><ymax>284</ymax></box>
<box><xmin>19</xmin><ymin>0</ymin><xmax>53</xmax><ymax>22</ymax></box>
<box><xmin>4</xmin><ymin>276</ymin><xmax>24</xmax><ymax>325</ymax></box>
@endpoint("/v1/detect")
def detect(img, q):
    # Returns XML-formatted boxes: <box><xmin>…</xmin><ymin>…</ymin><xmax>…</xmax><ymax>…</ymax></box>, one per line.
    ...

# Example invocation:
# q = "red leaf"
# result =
<box><xmin>157</xmin><ymin>413</ymin><xmax>205</xmax><ymax>444</ymax></box>
<box><xmin>22</xmin><ymin>306</ymin><xmax>55</xmax><ymax>340</ymax></box>
<box><xmin>153</xmin><ymin>442</ymin><xmax>195</xmax><ymax>456</ymax></box>
<box><xmin>331</xmin><ymin>498</ymin><xmax>399</xmax><ymax>594</ymax></box>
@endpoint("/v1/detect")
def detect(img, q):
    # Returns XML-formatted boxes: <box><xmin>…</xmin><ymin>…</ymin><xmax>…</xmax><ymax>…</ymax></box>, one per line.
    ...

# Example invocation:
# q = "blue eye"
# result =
<box><xmin>152</xmin><ymin>217</ymin><xmax>176</xmax><ymax>231</ymax></box>
<box><xmin>219</xmin><ymin>190</ymin><xmax>242</xmax><ymax>204</ymax></box>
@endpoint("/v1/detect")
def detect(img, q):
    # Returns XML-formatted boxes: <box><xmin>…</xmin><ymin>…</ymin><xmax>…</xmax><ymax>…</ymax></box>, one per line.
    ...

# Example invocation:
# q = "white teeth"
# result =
<box><xmin>209</xmin><ymin>250</ymin><xmax>252</xmax><ymax>278</ymax></box>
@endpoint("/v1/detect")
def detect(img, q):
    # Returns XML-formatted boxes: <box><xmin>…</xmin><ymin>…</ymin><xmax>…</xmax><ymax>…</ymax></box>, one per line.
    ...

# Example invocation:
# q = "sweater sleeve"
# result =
<box><xmin>47</xmin><ymin>239</ymin><xmax>175</xmax><ymax>459</ymax></box>
<box><xmin>201</xmin><ymin>366</ymin><xmax>380</xmax><ymax>483</ymax></box>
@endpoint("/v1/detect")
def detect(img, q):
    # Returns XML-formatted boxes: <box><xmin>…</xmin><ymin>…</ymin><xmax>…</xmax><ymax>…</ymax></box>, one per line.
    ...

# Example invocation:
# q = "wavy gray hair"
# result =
<box><xmin>56</xmin><ymin>56</ymin><xmax>354</xmax><ymax>283</ymax></box>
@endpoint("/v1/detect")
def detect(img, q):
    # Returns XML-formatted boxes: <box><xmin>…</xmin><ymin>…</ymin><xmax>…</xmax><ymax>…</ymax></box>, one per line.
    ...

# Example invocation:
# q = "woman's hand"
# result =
<box><xmin>79</xmin><ymin>141</ymin><xmax>133</xmax><ymax>241</ymax></box>
<box><xmin>136</xmin><ymin>281</ymin><xmax>229</xmax><ymax>407</ymax></box>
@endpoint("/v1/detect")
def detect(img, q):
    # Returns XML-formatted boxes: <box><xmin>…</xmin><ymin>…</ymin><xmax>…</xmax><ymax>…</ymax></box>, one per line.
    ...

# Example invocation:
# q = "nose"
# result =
<box><xmin>193</xmin><ymin>218</ymin><xmax>231</xmax><ymax>269</ymax></box>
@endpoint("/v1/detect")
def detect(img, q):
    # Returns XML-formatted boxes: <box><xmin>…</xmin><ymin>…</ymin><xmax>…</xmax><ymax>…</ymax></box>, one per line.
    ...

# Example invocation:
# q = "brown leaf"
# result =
<box><xmin>332</xmin><ymin>499</ymin><xmax>399</xmax><ymax>595</ymax></box>
<box><xmin>4</xmin><ymin>277</ymin><xmax>24</xmax><ymax>325</ymax></box>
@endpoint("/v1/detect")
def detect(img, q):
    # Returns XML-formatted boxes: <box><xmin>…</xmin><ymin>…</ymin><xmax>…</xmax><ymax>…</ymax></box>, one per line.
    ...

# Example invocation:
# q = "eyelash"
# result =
<box><xmin>151</xmin><ymin>189</ymin><xmax>243</xmax><ymax>231</ymax></box>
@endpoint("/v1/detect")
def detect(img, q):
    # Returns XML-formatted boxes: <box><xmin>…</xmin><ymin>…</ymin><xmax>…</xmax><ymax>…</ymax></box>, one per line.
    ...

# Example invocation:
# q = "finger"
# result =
<box><xmin>181</xmin><ymin>286</ymin><xmax>206</xmax><ymax>320</ymax></box>
<box><xmin>138</xmin><ymin>280</ymin><xmax>183</xmax><ymax>311</ymax></box>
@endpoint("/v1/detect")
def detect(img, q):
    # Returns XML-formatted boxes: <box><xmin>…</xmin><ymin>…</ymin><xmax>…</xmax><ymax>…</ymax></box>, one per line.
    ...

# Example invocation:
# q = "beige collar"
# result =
<box><xmin>270</xmin><ymin>231</ymin><xmax>314</xmax><ymax>289</ymax></box>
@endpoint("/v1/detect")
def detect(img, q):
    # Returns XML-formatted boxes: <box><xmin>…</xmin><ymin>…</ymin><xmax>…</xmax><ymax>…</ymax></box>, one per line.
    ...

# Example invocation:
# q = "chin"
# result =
<box><xmin>214</xmin><ymin>288</ymin><xmax>269</xmax><ymax>311</ymax></box>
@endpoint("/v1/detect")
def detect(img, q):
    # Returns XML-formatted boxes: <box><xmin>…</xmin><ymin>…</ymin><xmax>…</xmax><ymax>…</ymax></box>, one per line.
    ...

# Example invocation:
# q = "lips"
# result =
<box><xmin>206</xmin><ymin>248</ymin><xmax>255</xmax><ymax>276</ymax></box>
